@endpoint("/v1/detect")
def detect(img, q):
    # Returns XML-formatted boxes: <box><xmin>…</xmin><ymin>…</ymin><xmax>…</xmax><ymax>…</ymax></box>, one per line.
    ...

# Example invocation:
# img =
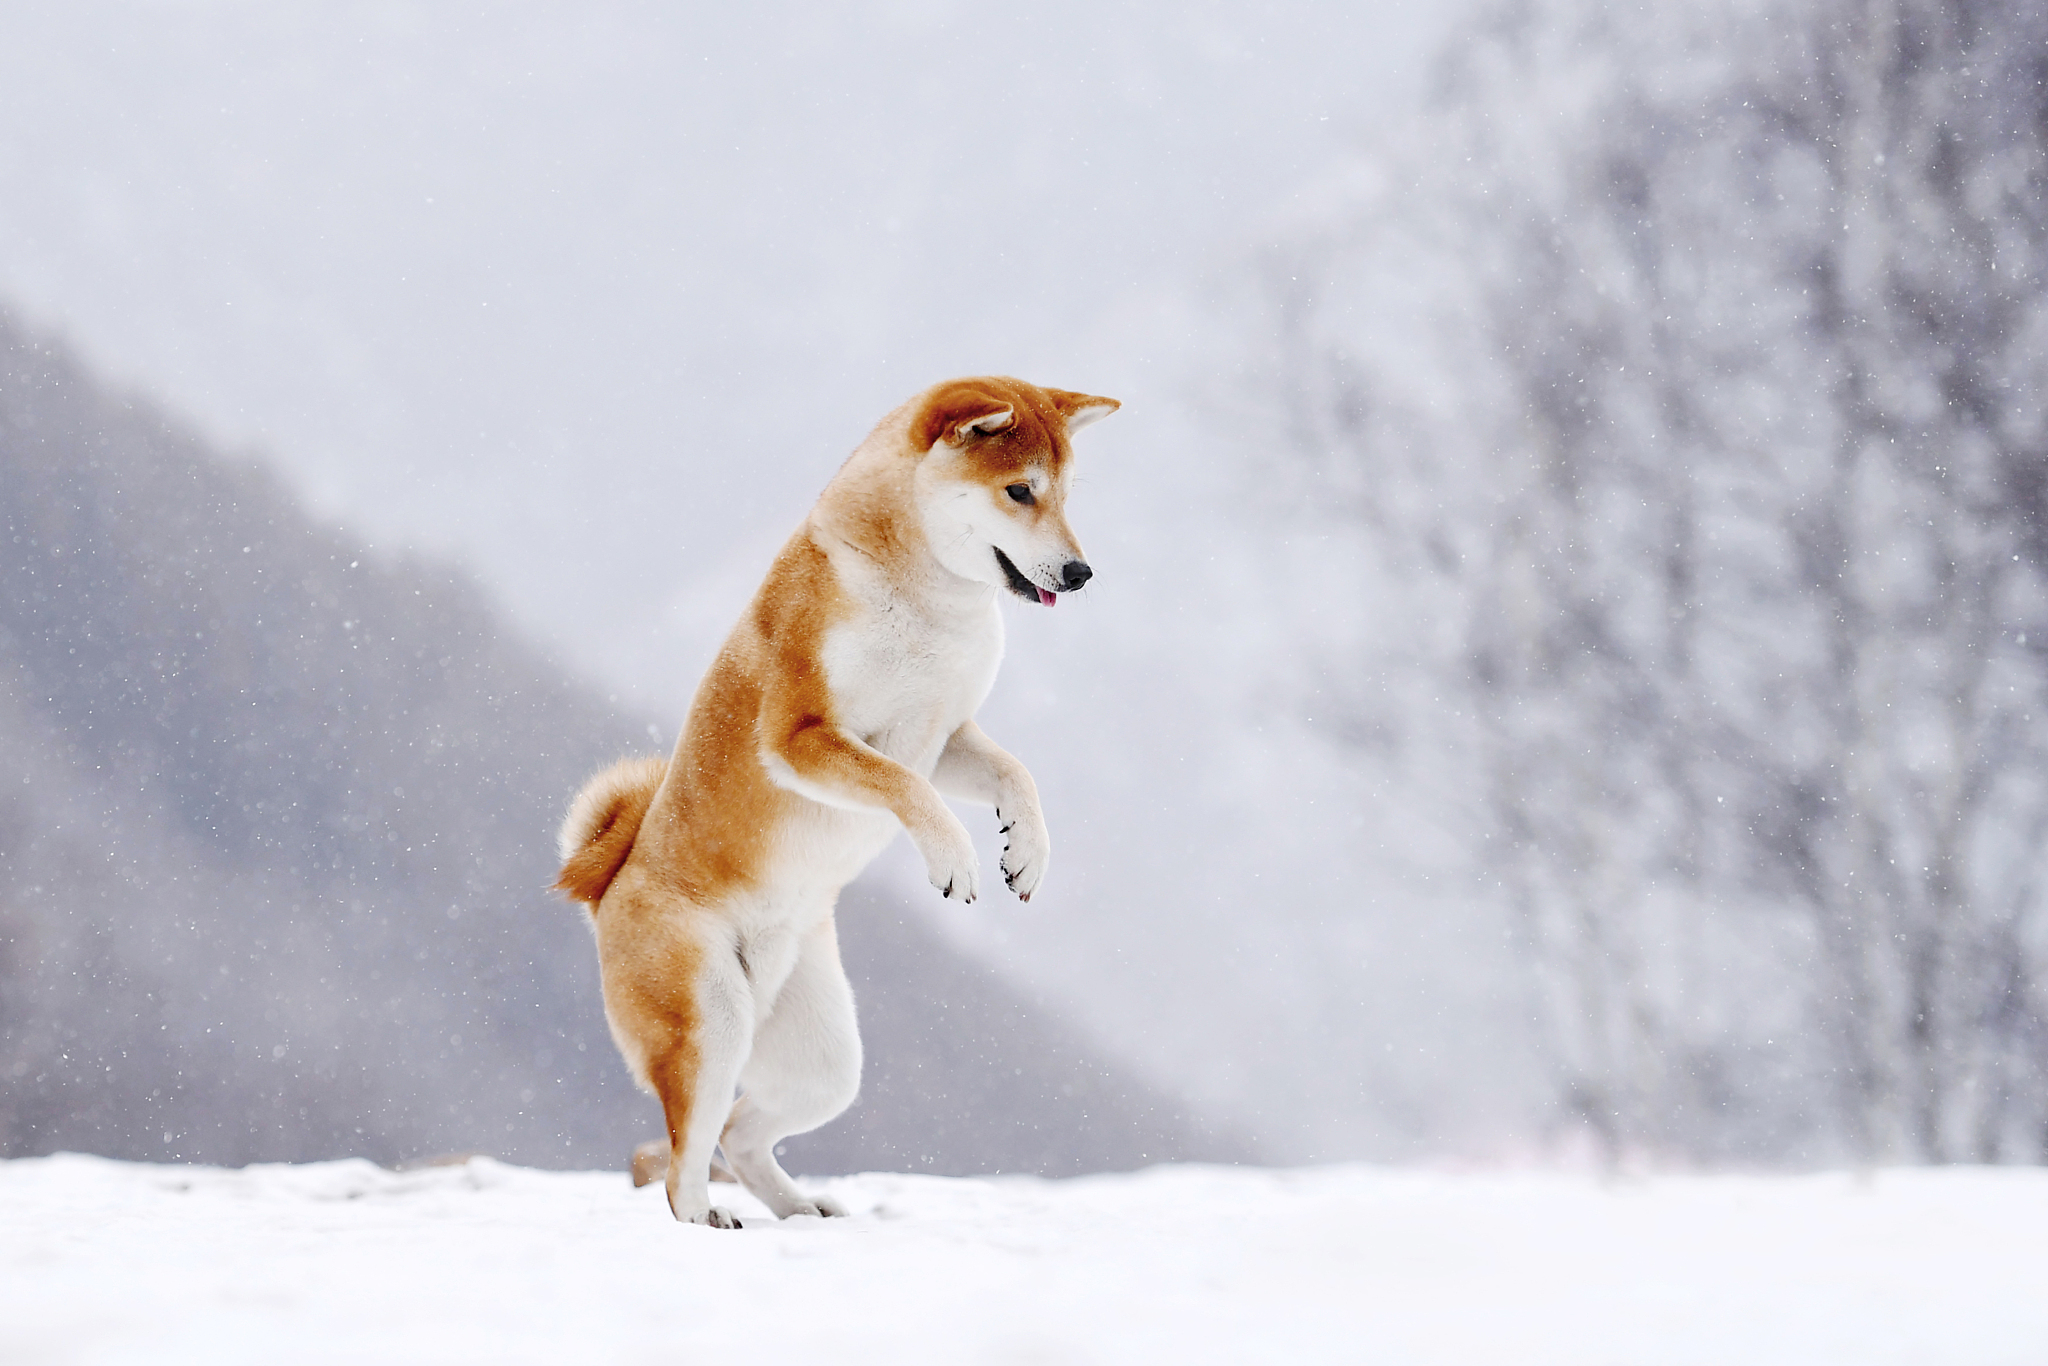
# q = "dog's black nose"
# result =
<box><xmin>1059</xmin><ymin>559</ymin><xmax>1093</xmax><ymax>592</ymax></box>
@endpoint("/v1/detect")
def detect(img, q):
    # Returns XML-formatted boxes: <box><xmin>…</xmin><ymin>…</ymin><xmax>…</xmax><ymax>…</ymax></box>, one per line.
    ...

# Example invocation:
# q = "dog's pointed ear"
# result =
<box><xmin>1046</xmin><ymin>389</ymin><xmax>1121</xmax><ymax>435</ymax></box>
<box><xmin>914</xmin><ymin>384</ymin><xmax>1017</xmax><ymax>452</ymax></box>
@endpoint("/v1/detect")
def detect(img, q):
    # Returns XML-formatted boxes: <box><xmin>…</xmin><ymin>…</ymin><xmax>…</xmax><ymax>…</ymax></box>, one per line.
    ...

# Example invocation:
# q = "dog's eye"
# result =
<box><xmin>1006</xmin><ymin>483</ymin><xmax>1035</xmax><ymax>506</ymax></box>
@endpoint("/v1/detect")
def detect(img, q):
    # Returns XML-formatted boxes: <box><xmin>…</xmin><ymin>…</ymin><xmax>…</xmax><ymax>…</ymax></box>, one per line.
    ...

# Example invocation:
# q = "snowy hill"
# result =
<box><xmin>5</xmin><ymin>1154</ymin><xmax>2044</xmax><ymax>1365</ymax></box>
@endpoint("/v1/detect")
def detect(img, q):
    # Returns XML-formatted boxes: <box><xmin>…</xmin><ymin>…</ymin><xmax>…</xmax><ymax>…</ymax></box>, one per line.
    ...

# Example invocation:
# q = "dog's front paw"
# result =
<box><xmin>917</xmin><ymin>809</ymin><xmax>981</xmax><ymax>904</ymax></box>
<box><xmin>998</xmin><ymin>806</ymin><xmax>1051</xmax><ymax>902</ymax></box>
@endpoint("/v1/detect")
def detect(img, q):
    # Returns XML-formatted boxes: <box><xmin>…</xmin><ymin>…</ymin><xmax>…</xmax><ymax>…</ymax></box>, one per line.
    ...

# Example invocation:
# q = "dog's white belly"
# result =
<box><xmin>770</xmin><ymin>801</ymin><xmax>899</xmax><ymax>895</ymax></box>
<box><xmin>756</xmin><ymin>598</ymin><xmax>1001</xmax><ymax>910</ymax></box>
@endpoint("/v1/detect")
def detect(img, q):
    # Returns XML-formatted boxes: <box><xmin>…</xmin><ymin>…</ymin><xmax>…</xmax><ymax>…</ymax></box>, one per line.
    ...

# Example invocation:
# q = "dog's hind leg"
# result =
<box><xmin>627</xmin><ymin>1139</ymin><xmax>738</xmax><ymax>1188</ymax></box>
<box><xmin>637</xmin><ymin>945</ymin><xmax>753</xmax><ymax>1228</ymax></box>
<box><xmin>722</xmin><ymin>916</ymin><xmax>862</xmax><ymax>1218</ymax></box>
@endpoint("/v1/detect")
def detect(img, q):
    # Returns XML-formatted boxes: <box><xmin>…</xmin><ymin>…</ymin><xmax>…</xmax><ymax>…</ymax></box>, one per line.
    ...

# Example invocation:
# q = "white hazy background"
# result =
<box><xmin>15</xmin><ymin>0</ymin><xmax>2041</xmax><ymax>1170</ymax></box>
<box><xmin>0</xmin><ymin>0</ymin><xmax>1499</xmax><ymax>1164</ymax></box>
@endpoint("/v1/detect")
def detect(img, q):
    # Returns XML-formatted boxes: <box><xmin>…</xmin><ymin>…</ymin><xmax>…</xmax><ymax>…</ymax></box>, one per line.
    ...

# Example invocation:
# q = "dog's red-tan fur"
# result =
<box><xmin>556</xmin><ymin>376</ymin><xmax>1116</xmax><ymax>1226</ymax></box>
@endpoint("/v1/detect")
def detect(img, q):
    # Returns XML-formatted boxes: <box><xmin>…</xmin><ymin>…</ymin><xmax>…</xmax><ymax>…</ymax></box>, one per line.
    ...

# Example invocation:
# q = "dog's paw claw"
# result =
<box><xmin>998</xmin><ymin>812</ymin><xmax>1050</xmax><ymax>902</ymax></box>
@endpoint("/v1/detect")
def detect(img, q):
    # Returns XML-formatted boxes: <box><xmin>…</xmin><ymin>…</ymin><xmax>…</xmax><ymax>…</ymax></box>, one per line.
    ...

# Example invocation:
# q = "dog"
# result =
<box><xmin>554</xmin><ymin>376</ymin><xmax>1118</xmax><ymax>1226</ymax></box>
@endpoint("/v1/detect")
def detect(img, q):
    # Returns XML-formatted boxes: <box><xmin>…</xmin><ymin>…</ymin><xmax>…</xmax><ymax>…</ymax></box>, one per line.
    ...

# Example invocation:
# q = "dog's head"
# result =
<box><xmin>909</xmin><ymin>377</ymin><xmax>1119</xmax><ymax>605</ymax></box>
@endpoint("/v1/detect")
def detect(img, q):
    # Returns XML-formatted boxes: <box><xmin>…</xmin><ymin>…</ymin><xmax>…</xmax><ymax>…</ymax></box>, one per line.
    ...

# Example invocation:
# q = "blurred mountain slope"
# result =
<box><xmin>0</xmin><ymin>311</ymin><xmax>1238</xmax><ymax>1174</ymax></box>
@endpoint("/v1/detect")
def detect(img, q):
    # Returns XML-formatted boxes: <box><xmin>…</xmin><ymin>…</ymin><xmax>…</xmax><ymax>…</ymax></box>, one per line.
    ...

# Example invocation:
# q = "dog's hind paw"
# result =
<box><xmin>683</xmin><ymin>1206</ymin><xmax>743</xmax><ymax>1229</ymax></box>
<box><xmin>800</xmin><ymin>1194</ymin><xmax>850</xmax><ymax>1218</ymax></box>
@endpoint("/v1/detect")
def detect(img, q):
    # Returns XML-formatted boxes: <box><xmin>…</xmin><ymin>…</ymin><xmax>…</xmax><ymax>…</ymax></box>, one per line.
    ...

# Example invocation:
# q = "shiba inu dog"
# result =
<box><xmin>554</xmin><ymin>376</ymin><xmax>1118</xmax><ymax>1227</ymax></box>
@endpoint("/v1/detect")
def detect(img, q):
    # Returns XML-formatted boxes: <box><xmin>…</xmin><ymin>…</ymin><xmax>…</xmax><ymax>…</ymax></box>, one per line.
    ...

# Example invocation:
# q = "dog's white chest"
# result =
<box><xmin>820</xmin><ymin>600</ymin><xmax>1003</xmax><ymax>773</ymax></box>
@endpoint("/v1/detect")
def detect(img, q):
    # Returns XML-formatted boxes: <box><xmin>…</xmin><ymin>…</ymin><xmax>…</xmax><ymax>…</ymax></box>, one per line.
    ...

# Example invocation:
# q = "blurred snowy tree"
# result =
<box><xmin>1251</xmin><ymin>0</ymin><xmax>2048</xmax><ymax>1161</ymax></box>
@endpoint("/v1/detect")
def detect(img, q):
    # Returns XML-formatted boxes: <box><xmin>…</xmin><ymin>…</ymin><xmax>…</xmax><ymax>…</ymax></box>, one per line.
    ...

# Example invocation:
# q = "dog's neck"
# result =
<box><xmin>810</xmin><ymin>445</ymin><xmax>994</xmax><ymax>619</ymax></box>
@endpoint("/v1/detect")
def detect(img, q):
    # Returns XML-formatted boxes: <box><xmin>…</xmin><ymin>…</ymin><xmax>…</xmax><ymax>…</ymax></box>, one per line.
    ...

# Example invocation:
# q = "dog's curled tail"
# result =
<box><xmin>554</xmin><ymin>756</ymin><xmax>668</xmax><ymax>908</ymax></box>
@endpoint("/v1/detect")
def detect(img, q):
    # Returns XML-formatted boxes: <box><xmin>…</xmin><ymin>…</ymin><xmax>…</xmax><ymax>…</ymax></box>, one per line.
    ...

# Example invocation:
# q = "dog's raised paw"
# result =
<box><xmin>918</xmin><ymin>812</ymin><xmax>981</xmax><ymax>904</ymax></box>
<box><xmin>932</xmin><ymin>857</ymin><xmax>979</xmax><ymax>904</ymax></box>
<box><xmin>999</xmin><ymin>812</ymin><xmax>1051</xmax><ymax>902</ymax></box>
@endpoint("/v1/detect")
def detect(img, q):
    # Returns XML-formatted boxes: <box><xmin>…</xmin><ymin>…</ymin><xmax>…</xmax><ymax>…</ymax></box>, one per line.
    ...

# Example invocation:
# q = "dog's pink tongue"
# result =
<box><xmin>1037</xmin><ymin>587</ymin><xmax>1057</xmax><ymax>607</ymax></box>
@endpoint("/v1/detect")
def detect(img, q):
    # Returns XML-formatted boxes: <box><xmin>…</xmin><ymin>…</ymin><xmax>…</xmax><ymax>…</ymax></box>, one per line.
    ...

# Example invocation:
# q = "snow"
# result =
<box><xmin>4</xmin><ymin>1156</ymin><xmax>2044</xmax><ymax>1365</ymax></box>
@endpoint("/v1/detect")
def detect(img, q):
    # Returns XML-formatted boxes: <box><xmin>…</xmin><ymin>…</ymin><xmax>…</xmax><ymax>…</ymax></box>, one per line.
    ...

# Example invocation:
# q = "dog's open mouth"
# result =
<box><xmin>993</xmin><ymin>547</ymin><xmax>1056</xmax><ymax>606</ymax></box>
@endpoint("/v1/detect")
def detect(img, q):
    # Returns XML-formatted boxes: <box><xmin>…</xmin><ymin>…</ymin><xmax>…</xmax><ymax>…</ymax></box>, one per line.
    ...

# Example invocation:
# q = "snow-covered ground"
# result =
<box><xmin>3</xmin><ymin>1156</ymin><xmax>2043</xmax><ymax>1365</ymax></box>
